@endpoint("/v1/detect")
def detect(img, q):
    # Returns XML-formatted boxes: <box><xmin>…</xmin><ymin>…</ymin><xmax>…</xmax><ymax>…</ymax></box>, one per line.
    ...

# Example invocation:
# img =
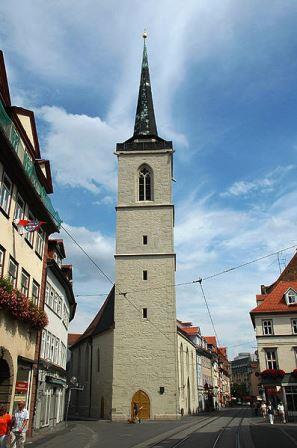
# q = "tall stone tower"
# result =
<box><xmin>112</xmin><ymin>35</ymin><xmax>178</xmax><ymax>420</ymax></box>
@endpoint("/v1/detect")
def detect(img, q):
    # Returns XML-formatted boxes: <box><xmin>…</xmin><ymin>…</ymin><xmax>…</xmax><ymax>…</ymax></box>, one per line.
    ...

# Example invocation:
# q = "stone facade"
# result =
<box><xmin>112</xmin><ymin>148</ymin><xmax>178</xmax><ymax>420</ymax></box>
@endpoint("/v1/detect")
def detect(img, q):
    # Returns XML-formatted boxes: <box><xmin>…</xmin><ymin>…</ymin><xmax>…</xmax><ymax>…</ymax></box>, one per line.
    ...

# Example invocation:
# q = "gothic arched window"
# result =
<box><xmin>139</xmin><ymin>166</ymin><xmax>152</xmax><ymax>201</ymax></box>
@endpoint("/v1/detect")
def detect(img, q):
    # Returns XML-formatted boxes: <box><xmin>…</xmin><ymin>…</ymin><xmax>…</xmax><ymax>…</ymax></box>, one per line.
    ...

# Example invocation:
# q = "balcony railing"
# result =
<box><xmin>0</xmin><ymin>100</ymin><xmax>61</xmax><ymax>227</ymax></box>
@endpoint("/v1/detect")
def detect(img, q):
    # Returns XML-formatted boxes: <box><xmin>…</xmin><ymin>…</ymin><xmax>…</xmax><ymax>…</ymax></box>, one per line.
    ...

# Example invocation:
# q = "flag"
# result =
<box><xmin>14</xmin><ymin>219</ymin><xmax>46</xmax><ymax>235</ymax></box>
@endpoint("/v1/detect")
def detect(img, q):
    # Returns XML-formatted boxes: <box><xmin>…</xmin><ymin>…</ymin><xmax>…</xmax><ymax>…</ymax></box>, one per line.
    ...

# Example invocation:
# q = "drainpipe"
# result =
<box><xmin>88</xmin><ymin>338</ymin><xmax>93</xmax><ymax>418</ymax></box>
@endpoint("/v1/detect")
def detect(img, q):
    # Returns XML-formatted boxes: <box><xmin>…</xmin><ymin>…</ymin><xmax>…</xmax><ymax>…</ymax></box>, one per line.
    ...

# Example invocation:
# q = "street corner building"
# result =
<box><xmin>0</xmin><ymin>50</ymin><xmax>62</xmax><ymax>433</ymax></box>
<box><xmin>250</xmin><ymin>251</ymin><xmax>297</xmax><ymax>420</ymax></box>
<box><xmin>33</xmin><ymin>239</ymin><xmax>76</xmax><ymax>431</ymax></box>
<box><xmin>69</xmin><ymin>36</ymin><xmax>179</xmax><ymax>421</ymax></box>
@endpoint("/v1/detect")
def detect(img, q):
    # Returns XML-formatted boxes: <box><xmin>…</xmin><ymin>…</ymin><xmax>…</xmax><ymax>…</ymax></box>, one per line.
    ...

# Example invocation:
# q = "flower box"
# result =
<box><xmin>0</xmin><ymin>278</ymin><xmax>48</xmax><ymax>330</ymax></box>
<box><xmin>261</xmin><ymin>369</ymin><xmax>285</xmax><ymax>379</ymax></box>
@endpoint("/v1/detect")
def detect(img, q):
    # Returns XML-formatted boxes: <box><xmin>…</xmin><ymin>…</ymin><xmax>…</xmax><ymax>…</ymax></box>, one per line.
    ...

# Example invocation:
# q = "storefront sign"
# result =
<box><xmin>15</xmin><ymin>381</ymin><xmax>28</xmax><ymax>392</ymax></box>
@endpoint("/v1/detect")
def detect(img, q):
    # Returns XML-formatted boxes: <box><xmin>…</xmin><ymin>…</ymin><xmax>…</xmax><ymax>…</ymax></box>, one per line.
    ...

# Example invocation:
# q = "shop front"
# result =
<box><xmin>35</xmin><ymin>369</ymin><xmax>67</xmax><ymax>430</ymax></box>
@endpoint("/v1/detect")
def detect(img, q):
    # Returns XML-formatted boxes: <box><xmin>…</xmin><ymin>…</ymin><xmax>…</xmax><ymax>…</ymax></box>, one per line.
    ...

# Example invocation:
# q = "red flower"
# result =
<box><xmin>0</xmin><ymin>283</ymin><xmax>48</xmax><ymax>330</ymax></box>
<box><xmin>261</xmin><ymin>369</ymin><xmax>285</xmax><ymax>378</ymax></box>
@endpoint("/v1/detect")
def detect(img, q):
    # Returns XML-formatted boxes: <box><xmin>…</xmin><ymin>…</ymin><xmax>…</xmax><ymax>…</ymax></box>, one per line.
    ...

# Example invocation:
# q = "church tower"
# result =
<box><xmin>112</xmin><ymin>34</ymin><xmax>178</xmax><ymax>420</ymax></box>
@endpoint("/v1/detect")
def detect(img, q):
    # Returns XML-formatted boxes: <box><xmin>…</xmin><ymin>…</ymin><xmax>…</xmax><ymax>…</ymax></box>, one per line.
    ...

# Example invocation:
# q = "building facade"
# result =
<box><xmin>177</xmin><ymin>321</ymin><xmax>198</xmax><ymax>415</ymax></box>
<box><xmin>34</xmin><ymin>240</ymin><xmax>76</xmax><ymax>430</ymax></box>
<box><xmin>231</xmin><ymin>352</ymin><xmax>260</xmax><ymax>402</ymax></box>
<box><xmin>250</xmin><ymin>253</ymin><xmax>297</xmax><ymax>420</ymax></box>
<box><xmin>0</xmin><ymin>50</ymin><xmax>60</xmax><ymax>433</ymax></box>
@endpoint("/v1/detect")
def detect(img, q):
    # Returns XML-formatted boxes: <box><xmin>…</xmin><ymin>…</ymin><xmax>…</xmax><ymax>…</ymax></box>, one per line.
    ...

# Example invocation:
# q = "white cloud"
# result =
<box><xmin>53</xmin><ymin>223</ymin><xmax>115</xmax><ymax>333</ymax></box>
<box><xmin>37</xmin><ymin>106</ymin><xmax>129</xmax><ymax>194</ymax></box>
<box><xmin>174</xmin><ymin>187</ymin><xmax>297</xmax><ymax>357</ymax></box>
<box><xmin>221</xmin><ymin>165</ymin><xmax>295</xmax><ymax>198</ymax></box>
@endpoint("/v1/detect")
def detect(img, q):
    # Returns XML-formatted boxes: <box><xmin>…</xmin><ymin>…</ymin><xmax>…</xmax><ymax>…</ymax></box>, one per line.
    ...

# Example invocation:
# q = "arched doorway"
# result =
<box><xmin>187</xmin><ymin>378</ymin><xmax>191</xmax><ymax>414</ymax></box>
<box><xmin>131</xmin><ymin>390</ymin><xmax>150</xmax><ymax>420</ymax></box>
<box><xmin>0</xmin><ymin>358</ymin><xmax>11</xmax><ymax>407</ymax></box>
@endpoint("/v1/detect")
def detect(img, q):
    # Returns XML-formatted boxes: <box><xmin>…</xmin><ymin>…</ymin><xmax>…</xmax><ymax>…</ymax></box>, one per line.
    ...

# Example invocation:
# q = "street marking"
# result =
<box><xmin>280</xmin><ymin>428</ymin><xmax>297</xmax><ymax>447</ymax></box>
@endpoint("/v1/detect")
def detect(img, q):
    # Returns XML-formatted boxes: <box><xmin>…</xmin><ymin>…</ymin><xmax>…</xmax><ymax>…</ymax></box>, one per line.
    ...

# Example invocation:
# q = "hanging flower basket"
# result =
<box><xmin>0</xmin><ymin>278</ymin><xmax>48</xmax><ymax>330</ymax></box>
<box><xmin>261</xmin><ymin>369</ymin><xmax>285</xmax><ymax>379</ymax></box>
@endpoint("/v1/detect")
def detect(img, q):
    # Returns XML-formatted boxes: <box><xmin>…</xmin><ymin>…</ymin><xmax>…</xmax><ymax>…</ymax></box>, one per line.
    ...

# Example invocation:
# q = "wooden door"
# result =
<box><xmin>131</xmin><ymin>390</ymin><xmax>150</xmax><ymax>420</ymax></box>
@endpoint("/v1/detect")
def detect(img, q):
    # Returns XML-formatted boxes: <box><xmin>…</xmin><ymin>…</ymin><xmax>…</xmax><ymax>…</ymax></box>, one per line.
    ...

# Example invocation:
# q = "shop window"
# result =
<box><xmin>8</xmin><ymin>257</ymin><xmax>18</xmax><ymax>287</ymax></box>
<box><xmin>0</xmin><ymin>173</ymin><xmax>12</xmax><ymax>215</ymax></box>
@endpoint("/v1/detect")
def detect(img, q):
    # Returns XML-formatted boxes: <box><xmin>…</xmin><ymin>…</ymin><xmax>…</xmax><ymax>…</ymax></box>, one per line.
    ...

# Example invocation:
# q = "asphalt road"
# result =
<box><xmin>27</xmin><ymin>407</ymin><xmax>297</xmax><ymax>448</ymax></box>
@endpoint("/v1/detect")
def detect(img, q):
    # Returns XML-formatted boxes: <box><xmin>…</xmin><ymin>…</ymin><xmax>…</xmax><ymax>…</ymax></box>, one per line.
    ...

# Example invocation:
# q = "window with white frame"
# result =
<box><xmin>45</xmin><ymin>282</ymin><xmax>50</xmax><ymax>305</ymax></box>
<box><xmin>8</xmin><ymin>257</ymin><xmax>18</xmax><ymax>287</ymax></box>
<box><xmin>35</xmin><ymin>228</ymin><xmax>45</xmax><ymax>257</ymax></box>
<box><xmin>265</xmin><ymin>349</ymin><xmax>278</xmax><ymax>369</ymax></box>
<box><xmin>262</xmin><ymin>320</ymin><xmax>273</xmax><ymax>335</ymax></box>
<box><xmin>40</xmin><ymin>330</ymin><xmax>46</xmax><ymax>358</ymax></box>
<box><xmin>0</xmin><ymin>173</ymin><xmax>12</xmax><ymax>214</ymax></box>
<box><xmin>45</xmin><ymin>332</ymin><xmax>51</xmax><ymax>360</ymax></box>
<box><xmin>49</xmin><ymin>287</ymin><xmax>54</xmax><ymax>309</ymax></box>
<box><xmin>32</xmin><ymin>281</ymin><xmax>40</xmax><ymax>305</ymax></box>
<box><xmin>54</xmin><ymin>338</ymin><xmax>60</xmax><ymax>365</ymax></box>
<box><xmin>20</xmin><ymin>269</ymin><xmax>30</xmax><ymax>297</ymax></box>
<box><xmin>49</xmin><ymin>334</ymin><xmax>55</xmax><ymax>362</ymax></box>
<box><xmin>292</xmin><ymin>319</ymin><xmax>297</xmax><ymax>334</ymax></box>
<box><xmin>25</xmin><ymin>211</ymin><xmax>35</xmax><ymax>246</ymax></box>
<box><xmin>285</xmin><ymin>289</ymin><xmax>297</xmax><ymax>305</ymax></box>
<box><xmin>0</xmin><ymin>245</ymin><xmax>5</xmax><ymax>277</ymax></box>
<box><xmin>14</xmin><ymin>194</ymin><xmax>25</xmax><ymax>222</ymax></box>
<box><xmin>53</xmin><ymin>292</ymin><xmax>58</xmax><ymax>314</ymax></box>
<box><xmin>57</xmin><ymin>296</ymin><xmax>62</xmax><ymax>316</ymax></box>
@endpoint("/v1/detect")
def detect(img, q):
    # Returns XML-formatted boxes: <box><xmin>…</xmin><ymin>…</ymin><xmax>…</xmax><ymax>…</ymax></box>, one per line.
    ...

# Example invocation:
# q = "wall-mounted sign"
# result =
<box><xmin>15</xmin><ymin>381</ymin><xmax>28</xmax><ymax>392</ymax></box>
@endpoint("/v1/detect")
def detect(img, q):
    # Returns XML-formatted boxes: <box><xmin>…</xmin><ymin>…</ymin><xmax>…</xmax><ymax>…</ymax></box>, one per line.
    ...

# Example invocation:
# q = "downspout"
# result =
<box><xmin>88</xmin><ymin>338</ymin><xmax>93</xmax><ymax>417</ymax></box>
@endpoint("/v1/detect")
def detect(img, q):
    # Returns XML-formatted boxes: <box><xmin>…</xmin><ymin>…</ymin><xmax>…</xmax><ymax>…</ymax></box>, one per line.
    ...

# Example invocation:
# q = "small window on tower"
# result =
<box><xmin>143</xmin><ymin>235</ymin><xmax>148</xmax><ymax>245</ymax></box>
<box><xmin>143</xmin><ymin>270</ymin><xmax>148</xmax><ymax>280</ymax></box>
<box><xmin>142</xmin><ymin>308</ymin><xmax>148</xmax><ymax>319</ymax></box>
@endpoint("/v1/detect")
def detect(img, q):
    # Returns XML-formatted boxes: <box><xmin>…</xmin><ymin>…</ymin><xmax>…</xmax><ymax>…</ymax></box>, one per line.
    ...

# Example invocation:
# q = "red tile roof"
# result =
<box><xmin>68</xmin><ymin>333</ymin><xmax>81</xmax><ymax>347</ymax></box>
<box><xmin>204</xmin><ymin>336</ymin><xmax>217</xmax><ymax>347</ymax></box>
<box><xmin>251</xmin><ymin>281</ymin><xmax>297</xmax><ymax>314</ymax></box>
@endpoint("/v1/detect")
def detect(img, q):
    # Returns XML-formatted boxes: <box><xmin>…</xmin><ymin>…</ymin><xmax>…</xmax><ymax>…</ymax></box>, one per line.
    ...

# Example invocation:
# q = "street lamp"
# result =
<box><xmin>65</xmin><ymin>376</ymin><xmax>84</xmax><ymax>427</ymax></box>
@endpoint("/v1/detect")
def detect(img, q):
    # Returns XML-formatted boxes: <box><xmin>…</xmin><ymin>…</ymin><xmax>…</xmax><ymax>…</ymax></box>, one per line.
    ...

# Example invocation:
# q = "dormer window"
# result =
<box><xmin>285</xmin><ymin>288</ymin><xmax>297</xmax><ymax>305</ymax></box>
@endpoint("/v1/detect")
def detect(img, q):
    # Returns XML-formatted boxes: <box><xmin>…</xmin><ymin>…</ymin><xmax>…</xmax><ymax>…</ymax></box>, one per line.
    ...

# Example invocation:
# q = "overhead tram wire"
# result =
<box><xmin>75</xmin><ymin>243</ymin><xmax>297</xmax><ymax>298</ymax></box>
<box><xmin>57</xmin><ymin>224</ymin><xmax>175</xmax><ymax>344</ymax></box>
<box><xmin>47</xmin><ymin>211</ymin><xmax>297</xmax><ymax>345</ymax></box>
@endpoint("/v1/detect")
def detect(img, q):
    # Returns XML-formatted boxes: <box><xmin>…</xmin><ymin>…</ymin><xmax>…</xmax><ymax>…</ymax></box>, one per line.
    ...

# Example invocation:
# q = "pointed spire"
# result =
<box><xmin>133</xmin><ymin>32</ymin><xmax>158</xmax><ymax>138</ymax></box>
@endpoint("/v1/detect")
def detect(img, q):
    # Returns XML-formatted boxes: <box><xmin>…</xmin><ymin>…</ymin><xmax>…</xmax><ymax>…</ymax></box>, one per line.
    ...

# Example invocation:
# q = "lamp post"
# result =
<box><xmin>65</xmin><ymin>376</ymin><xmax>84</xmax><ymax>427</ymax></box>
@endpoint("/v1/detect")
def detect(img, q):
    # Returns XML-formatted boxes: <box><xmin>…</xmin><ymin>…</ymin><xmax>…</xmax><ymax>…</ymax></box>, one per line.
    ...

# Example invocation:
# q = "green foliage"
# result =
<box><xmin>0</xmin><ymin>277</ymin><xmax>13</xmax><ymax>293</ymax></box>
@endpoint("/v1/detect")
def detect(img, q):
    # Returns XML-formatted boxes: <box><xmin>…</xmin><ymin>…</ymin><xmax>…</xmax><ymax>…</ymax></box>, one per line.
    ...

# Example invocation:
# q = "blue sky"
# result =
<box><xmin>1</xmin><ymin>0</ymin><xmax>297</xmax><ymax>358</ymax></box>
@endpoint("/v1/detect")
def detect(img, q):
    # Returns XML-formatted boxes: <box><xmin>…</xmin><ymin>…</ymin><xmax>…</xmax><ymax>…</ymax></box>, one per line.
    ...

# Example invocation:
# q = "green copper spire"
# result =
<box><xmin>133</xmin><ymin>32</ymin><xmax>158</xmax><ymax>138</ymax></box>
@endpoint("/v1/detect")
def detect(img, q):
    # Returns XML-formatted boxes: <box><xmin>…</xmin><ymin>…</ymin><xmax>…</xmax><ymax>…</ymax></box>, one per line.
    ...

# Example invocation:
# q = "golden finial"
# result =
<box><xmin>143</xmin><ymin>30</ymin><xmax>148</xmax><ymax>39</ymax></box>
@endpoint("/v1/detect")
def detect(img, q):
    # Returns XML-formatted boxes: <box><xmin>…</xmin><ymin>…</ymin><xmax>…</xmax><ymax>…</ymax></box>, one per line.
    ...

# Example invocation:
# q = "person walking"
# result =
<box><xmin>0</xmin><ymin>406</ymin><xmax>12</xmax><ymax>448</ymax></box>
<box><xmin>260</xmin><ymin>401</ymin><xmax>267</xmax><ymax>421</ymax></box>
<box><xmin>277</xmin><ymin>402</ymin><xmax>286</xmax><ymax>423</ymax></box>
<box><xmin>12</xmin><ymin>401</ymin><xmax>29</xmax><ymax>448</ymax></box>
<box><xmin>267</xmin><ymin>403</ymin><xmax>274</xmax><ymax>425</ymax></box>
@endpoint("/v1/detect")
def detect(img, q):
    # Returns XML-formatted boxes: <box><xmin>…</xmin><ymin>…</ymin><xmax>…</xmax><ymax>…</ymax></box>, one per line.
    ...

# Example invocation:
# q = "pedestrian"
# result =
<box><xmin>12</xmin><ymin>401</ymin><xmax>29</xmax><ymax>448</ymax></box>
<box><xmin>277</xmin><ymin>402</ymin><xmax>286</xmax><ymax>423</ymax></box>
<box><xmin>267</xmin><ymin>403</ymin><xmax>274</xmax><ymax>425</ymax></box>
<box><xmin>260</xmin><ymin>401</ymin><xmax>267</xmax><ymax>421</ymax></box>
<box><xmin>0</xmin><ymin>406</ymin><xmax>12</xmax><ymax>448</ymax></box>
